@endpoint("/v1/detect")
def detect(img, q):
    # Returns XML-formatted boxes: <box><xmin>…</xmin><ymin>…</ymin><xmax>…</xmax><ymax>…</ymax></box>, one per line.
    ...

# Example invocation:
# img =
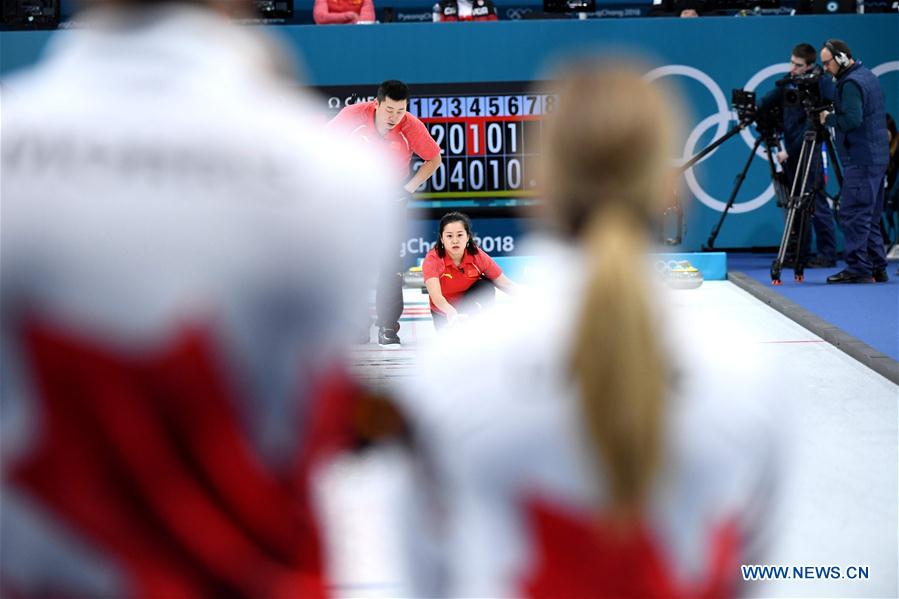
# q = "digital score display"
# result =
<box><xmin>319</xmin><ymin>82</ymin><xmax>552</xmax><ymax>210</ymax></box>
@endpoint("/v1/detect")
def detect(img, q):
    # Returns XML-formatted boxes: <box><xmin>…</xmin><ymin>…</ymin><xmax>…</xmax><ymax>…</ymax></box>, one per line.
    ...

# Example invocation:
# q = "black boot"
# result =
<box><xmin>377</xmin><ymin>326</ymin><xmax>401</xmax><ymax>346</ymax></box>
<box><xmin>826</xmin><ymin>270</ymin><xmax>874</xmax><ymax>284</ymax></box>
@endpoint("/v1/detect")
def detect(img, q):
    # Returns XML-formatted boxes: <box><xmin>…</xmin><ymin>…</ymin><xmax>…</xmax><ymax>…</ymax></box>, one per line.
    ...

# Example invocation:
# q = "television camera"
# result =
<box><xmin>781</xmin><ymin>65</ymin><xmax>833</xmax><ymax>115</ymax></box>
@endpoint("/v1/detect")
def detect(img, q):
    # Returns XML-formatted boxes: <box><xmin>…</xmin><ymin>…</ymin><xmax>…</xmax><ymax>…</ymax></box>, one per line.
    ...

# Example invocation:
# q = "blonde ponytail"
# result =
<box><xmin>541</xmin><ymin>62</ymin><xmax>679</xmax><ymax>519</ymax></box>
<box><xmin>572</xmin><ymin>207</ymin><xmax>667</xmax><ymax>517</ymax></box>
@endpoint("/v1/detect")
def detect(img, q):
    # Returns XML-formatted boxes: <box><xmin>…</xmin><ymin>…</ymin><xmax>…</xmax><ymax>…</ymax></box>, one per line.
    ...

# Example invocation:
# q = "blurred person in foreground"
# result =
<box><xmin>422</xmin><ymin>211</ymin><xmax>519</xmax><ymax>330</ymax></box>
<box><xmin>394</xmin><ymin>63</ymin><xmax>784</xmax><ymax>597</ymax></box>
<box><xmin>0</xmin><ymin>0</ymin><xmax>396</xmax><ymax>596</ymax></box>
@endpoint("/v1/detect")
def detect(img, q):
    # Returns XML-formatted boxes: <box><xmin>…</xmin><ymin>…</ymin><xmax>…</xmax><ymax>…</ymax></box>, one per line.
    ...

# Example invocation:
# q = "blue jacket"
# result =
<box><xmin>833</xmin><ymin>62</ymin><xmax>889</xmax><ymax>166</ymax></box>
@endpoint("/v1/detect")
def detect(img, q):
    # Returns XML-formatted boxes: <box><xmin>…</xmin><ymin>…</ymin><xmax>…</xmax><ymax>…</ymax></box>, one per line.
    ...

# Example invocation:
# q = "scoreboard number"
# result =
<box><xmin>405</xmin><ymin>92</ymin><xmax>556</xmax><ymax>197</ymax></box>
<box><xmin>320</xmin><ymin>83</ymin><xmax>556</xmax><ymax>202</ymax></box>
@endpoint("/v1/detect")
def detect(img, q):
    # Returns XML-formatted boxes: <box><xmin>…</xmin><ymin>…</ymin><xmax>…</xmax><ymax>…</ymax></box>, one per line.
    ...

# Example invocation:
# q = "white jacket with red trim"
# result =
<box><xmin>0</xmin><ymin>7</ymin><xmax>395</xmax><ymax>598</ymax></box>
<box><xmin>396</xmin><ymin>237</ymin><xmax>785</xmax><ymax>598</ymax></box>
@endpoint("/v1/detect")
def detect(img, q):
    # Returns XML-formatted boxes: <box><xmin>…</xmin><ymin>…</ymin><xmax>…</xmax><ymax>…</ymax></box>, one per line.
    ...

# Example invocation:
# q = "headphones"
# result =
<box><xmin>825</xmin><ymin>40</ymin><xmax>852</xmax><ymax>69</ymax></box>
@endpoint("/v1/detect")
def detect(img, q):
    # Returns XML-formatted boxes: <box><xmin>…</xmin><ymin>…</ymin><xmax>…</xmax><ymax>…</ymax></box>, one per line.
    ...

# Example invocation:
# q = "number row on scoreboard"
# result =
<box><xmin>408</xmin><ymin>94</ymin><xmax>558</xmax><ymax>119</ymax></box>
<box><xmin>426</xmin><ymin>121</ymin><xmax>542</xmax><ymax>157</ymax></box>
<box><xmin>413</xmin><ymin>156</ymin><xmax>540</xmax><ymax>194</ymax></box>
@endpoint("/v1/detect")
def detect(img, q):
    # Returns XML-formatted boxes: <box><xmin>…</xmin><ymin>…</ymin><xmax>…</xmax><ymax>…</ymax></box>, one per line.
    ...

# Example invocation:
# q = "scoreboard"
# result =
<box><xmin>319</xmin><ymin>82</ymin><xmax>553</xmax><ymax>211</ymax></box>
<box><xmin>406</xmin><ymin>92</ymin><xmax>551</xmax><ymax>198</ymax></box>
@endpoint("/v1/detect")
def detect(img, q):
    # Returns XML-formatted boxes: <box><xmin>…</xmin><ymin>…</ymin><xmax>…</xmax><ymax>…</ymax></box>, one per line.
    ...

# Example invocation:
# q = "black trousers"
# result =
<box><xmin>431</xmin><ymin>277</ymin><xmax>497</xmax><ymax>330</ymax></box>
<box><xmin>375</xmin><ymin>201</ymin><xmax>407</xmax><ymax>331</ymax></box>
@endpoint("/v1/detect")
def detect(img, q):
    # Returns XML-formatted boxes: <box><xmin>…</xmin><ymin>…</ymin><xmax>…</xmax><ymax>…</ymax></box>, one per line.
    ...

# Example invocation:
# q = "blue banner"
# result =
<box><xmin>3</xmin><ymin>15</ymin><xmax>897</xmax><ymax>250</ymax></box>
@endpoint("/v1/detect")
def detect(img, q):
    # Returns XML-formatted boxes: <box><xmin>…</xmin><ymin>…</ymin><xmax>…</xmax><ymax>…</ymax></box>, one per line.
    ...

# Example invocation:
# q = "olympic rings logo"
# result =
<box><xmin>505</xmin><ymin>8</ymin><xmax>533</xmax><ymax>19</ymax></box>
<box><xmin>654</xmin><ymin>259</ymin><xmax>689</xmax><ymax>273</ymax></box>
<box><xmin>645</xmin><ymin>60</ymin><xmax>899</xmax><ymax>214</ymax></box>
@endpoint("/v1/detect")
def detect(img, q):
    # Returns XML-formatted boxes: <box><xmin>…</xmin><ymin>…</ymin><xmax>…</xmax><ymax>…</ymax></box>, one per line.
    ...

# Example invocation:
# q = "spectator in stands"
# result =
<box><xmin>314</xmin><ymin>0</ymin><xmax>376</xmax><ymax>24</ymax></box>
<box><xmin>394</xmin><ymin>62</ymin><xmax>784</xmax><ymax>598</ymax></box>
<box><xmin>0</xmin><ymin>0</ymin><xmax>396</xmax><ymax>596</ymax></box>
<box><xmin>421</xmin><ymin>211</ymin><xmax>519</xmax><ymax>329</ymax></box>
<box><xmin>648</xmin><ymin>0</ymin><xmax>700</xmax><ymax>18</ymax></box>
<box><xmin>433</xmin><ymin>0</ymin><xmax>498</xmax><ymax>21</ymax></box>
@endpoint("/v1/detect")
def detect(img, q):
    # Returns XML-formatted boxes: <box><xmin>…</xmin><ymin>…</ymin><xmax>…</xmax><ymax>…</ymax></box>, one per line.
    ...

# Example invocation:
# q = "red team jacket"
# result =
<box><xmin>327</xmin><ymin>100</ymin><xmax>440</xmax><ymax>186</ymax></box>
<box><xmin>313</xmin><ymin>0</ymin><xmax>375</xmax><ymax>24</ymax></box>
<box><xmin>421</xmin><ymin>247</ymin><xmax>503</xmax><ymax>313</ymax></box>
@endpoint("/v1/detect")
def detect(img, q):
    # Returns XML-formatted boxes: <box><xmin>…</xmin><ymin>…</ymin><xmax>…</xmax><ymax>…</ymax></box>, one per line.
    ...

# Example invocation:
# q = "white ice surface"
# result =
<box><xmin>320</xmin><ymin>282</ymin><xmax>898</xmax><ymax>598</ymax></box>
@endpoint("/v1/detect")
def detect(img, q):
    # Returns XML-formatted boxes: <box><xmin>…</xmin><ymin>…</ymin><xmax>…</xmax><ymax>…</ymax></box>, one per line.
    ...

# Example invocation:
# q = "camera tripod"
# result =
<box><xmin>770</xmin><ymin>119</ymin><xmax>843</xmax><ymax>285</ymax></box>
<box><xmin>700</xmin><ymin>122</ymin><xmax>787</xmax><ymax>250</ymax></box>
<box><xmin>674</xmin><ymin>89</ymin><xmax>787</xmax><ymax>250</ymax></box>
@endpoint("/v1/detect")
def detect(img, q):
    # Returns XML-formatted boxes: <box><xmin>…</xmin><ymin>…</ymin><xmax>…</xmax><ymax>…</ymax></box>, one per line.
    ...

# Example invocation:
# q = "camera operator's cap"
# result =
<box><xmin>824</xmin><ymin>39</ymin><xmax>852</xmax><ymax>68</ymax></box>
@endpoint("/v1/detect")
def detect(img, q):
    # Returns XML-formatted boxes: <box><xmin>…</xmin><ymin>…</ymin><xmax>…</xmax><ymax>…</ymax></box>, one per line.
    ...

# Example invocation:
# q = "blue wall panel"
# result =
<box><xmin>2</xmin><ymin>15</ymin><xmax>897</xmax><ymax>251</ymax></box>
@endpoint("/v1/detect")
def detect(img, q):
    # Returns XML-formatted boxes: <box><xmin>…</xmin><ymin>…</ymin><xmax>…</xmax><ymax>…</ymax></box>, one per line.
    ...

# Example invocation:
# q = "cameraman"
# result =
<box><xmin>759</xmin><ymin>43</ymin><xmax>837</xmax><ymax>268</ymax></box>
<box><xmin>819</xmin><ymin>39</ymin><xmax>890</xmax><ymax>284</ymax></box>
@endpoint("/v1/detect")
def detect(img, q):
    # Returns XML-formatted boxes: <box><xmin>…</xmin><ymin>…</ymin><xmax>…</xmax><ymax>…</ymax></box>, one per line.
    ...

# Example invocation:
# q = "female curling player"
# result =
<box><xmin>421</xmin><ymin>211</ymin><xmax>519</xmax><ymax>329</ymax></box>
<box><xmin>396</xmin><ymin>63</ymin><xmax>784</xmax><ymax>598</ymax></box>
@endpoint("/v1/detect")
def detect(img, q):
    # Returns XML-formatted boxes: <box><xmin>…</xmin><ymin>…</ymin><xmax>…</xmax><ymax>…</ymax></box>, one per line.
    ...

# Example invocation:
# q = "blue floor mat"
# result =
<box><xmin>728</xmin><ymin>253</ymin><xmax>899</xmax><ymax>361</ymax></box>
